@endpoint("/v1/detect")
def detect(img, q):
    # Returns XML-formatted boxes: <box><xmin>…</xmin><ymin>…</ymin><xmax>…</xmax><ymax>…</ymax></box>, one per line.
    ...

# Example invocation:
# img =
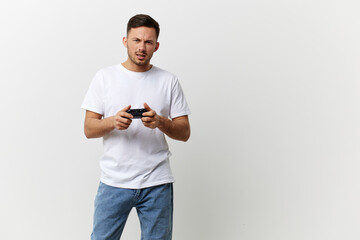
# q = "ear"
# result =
<box><xmin>122</xmin><ymin>37</ymin><xmax>128</xmax><ymax>48</ymax></box>
<box><xmin>154</xmin><ymin>42</ymin><xmax>160</xmax><ymax>52</ymax></box>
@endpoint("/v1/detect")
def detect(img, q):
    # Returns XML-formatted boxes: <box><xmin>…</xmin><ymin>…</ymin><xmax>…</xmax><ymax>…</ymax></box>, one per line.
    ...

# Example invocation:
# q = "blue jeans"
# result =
<box><xmin>91</xmin><ymin>182</ymin><xmax>173</xmax><ymax>240</ymax></box>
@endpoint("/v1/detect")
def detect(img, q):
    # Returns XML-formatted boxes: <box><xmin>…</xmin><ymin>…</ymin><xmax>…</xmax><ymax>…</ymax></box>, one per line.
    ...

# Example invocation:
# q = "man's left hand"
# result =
<box><xmin>141</xmin><ymin>103</ymin><xmax>159</xmax><ymax>129</ymax></box>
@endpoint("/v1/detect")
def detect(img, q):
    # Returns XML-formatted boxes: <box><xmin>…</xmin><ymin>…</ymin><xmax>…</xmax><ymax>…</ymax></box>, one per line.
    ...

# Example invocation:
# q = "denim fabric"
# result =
<box><xmin>91</xmin><ymin>182</ymin><xmax>173</xmax><ymax>240</ymax></box>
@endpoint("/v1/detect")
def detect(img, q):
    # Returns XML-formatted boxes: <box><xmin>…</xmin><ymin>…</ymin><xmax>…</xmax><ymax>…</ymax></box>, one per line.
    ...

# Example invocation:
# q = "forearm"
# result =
<box><xmin>84</xmin><ymin>116</ymin><xmax>115</xmax><ymax>138</ymax></box>
<box><xmin>157</xmin><ymin>115</ymin><xmax>190</xmax><ymax>142</ymax></box>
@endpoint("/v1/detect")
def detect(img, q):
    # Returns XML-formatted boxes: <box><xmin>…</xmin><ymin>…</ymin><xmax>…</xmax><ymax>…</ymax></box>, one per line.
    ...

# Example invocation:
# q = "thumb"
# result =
<box><xmin>144</xmin><ymin>102</ymin><xmax>152</xmax><ymax>111</ymax></box>
<box><xmin>121</xmin><ymin>105</ymin><xmax>131</xmax><ymax>112</ymax></box>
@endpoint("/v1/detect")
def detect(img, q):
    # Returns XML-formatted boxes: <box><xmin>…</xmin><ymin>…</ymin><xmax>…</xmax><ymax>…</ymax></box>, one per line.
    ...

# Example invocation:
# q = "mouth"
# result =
<box><xmin>136</xmin><ymin>53</ymin><xmax>146</xmax><ymax>60</ymax></box>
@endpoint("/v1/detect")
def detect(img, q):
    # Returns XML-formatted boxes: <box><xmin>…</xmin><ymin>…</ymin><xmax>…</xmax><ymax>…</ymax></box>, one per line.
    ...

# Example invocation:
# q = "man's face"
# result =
<box><xmin>123</xmin><ymin>27</ymin><xmax>159</xmax><ymax>69</ymax></box>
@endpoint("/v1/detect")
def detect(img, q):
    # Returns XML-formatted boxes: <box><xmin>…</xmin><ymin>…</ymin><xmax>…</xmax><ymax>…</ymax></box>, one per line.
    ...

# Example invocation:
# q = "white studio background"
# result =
<box><xmin>1</xmin><ymin>0</ymin><xmax>359</xmax><ymax>239</ymax></box>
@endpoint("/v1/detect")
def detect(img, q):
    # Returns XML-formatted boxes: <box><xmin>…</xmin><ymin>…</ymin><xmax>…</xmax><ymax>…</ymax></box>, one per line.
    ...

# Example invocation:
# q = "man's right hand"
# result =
<box><xmin>114</xmin><ymin>105</ymin><xmax>133</xmax><ymax>130</ymax></box>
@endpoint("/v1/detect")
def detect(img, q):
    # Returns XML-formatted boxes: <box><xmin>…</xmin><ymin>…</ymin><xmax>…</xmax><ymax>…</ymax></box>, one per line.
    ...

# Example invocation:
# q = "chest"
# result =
<box><xmin>104</xmin><ymin>77</ymin><xmax>172</xmax><ymax>118</ymax></box>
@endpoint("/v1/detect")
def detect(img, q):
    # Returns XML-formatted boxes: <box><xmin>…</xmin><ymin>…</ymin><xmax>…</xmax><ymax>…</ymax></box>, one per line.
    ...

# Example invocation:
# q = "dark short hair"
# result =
<box><xmin>127</xmin><ymin>14</ymin><xmax>160</xmax><ymax>39</ymax></box>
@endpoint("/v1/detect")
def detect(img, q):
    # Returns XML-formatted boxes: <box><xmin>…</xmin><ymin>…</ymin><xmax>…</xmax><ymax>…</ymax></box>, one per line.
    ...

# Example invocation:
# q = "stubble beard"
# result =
<box><xmin>128</xmin><ymin>50</ymin><xmax>151</xmax><ymax>67</ymax></box>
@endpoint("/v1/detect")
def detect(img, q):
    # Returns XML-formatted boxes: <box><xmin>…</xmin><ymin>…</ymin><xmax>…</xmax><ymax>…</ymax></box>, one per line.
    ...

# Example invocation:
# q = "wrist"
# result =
<box><xmin>157</xmin><ymin>115</ymin><xmax>171</xmax><ymax>131</ymax></box>
<box><xmin>105</xmin><ymin>116</ymin><xmax>116</xmax><ymax>130</ymax></box>
<box><xmin>155</xmin><ymin>114</ymin><xmax>161</xmax><ymax>128</ymax></box>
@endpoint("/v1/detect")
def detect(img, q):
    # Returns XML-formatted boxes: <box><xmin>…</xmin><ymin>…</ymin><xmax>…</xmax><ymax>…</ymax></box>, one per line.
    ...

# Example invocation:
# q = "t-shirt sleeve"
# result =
<box><xmin>169</xmin><ymin>78</ymin><xmax>191</xmax><ymax>119</ymax></box>
<box><xmin>81</xmin><ymin>71</ymin><xmax>105</xmax><ymax>115</ymax></box>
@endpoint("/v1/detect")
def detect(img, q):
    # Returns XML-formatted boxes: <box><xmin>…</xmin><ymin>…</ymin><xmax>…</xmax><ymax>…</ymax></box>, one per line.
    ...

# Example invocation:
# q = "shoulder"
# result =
<box><xmin>151</xmin><ymin>66</ymin><xmax>178</xmax><ymax>80</ymax></box>
<box><xmin>96</xmin><ymin>64</ymin><xmax>122</xmax><ymax>75</ymax></box>
<box><xmin>92</xmin><ymin>64</ymin><xmax>124</xmax><ymax>84</ymax></box>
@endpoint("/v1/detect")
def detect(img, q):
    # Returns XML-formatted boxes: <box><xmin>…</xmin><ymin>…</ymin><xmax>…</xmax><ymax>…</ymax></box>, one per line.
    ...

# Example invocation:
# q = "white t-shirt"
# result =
<box><xmin>81</xmin><ymin>64</ymin><xmax>190</xmax><ymax>189</ymax></box>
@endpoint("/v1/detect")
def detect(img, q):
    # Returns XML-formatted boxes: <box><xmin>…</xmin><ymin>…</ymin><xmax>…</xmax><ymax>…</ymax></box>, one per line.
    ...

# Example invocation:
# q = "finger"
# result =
<box><xmin>116</xmin><ymin>121</ymin><xmax>131</xmax><ymax>130</ymax></box>
<box><xmin>141</xmin><ymin>116</ymin><xmax>154</xmax><ymax>123</ymax></box>
<box><xmin>141</xmin><ymin>120</ymin><xmax>150</xmax><ymax>127</ymax></box>
<box><xmin>118</xmin><ymin>111</ymin><xmax>133</xmax><ymax>119</ymax></box>
<box><xmin>115</xmin><ymin>123</ymin><xmax>126</xmax><ymax>129</ymax></box>
<box><xmin>121</xmin><ymin>105</ymin><xmax>132</xmax><ymax>112</ymax></box>
<box><xmin>116</xmin><ymin>116</ymin><xmax>132</xmax><ymax>125</ymax></box>
<box><xmin>115</xmin><ymin>124</ymin><xmax>127</xmax><ymax>130</ymax></box>
<box><xmin>115</xmin><ymin>115</ymin><xmax>133</xmax><ymax>123</ymax></box>
<box><xmin>142</xmin><ymin>121</ymin><xmax>156</xmax><ymax>129</ymax></box>
<box><xmin>116</xmin><ymin>105</ymin><xmax>133</xmax><ymax>119</ymax></box>
<box><xmin>119</xmin><ymin>117</ymin><xmax>132</xmax><ymax>125</ymax></box>
<box><xmin>144</xmin><ymin>102</ymin><xmax>152</xmax><ymax>111</ymax></box>
<box><xmin>116</xmin><ymin>125</ymin><xmax>129</xmax><ymax>130</ymax></box>
<box><xmin>142</xmin><ymin>110</ymin><xmax>155</xmax><ymax>117</ymax></box>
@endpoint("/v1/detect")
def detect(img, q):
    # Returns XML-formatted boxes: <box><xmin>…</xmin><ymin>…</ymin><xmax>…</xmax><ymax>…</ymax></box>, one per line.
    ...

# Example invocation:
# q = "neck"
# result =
<box><xmin>122</xmin><ymin>59</ymin><xmax>152</xmax><ymax>72</ymax></box>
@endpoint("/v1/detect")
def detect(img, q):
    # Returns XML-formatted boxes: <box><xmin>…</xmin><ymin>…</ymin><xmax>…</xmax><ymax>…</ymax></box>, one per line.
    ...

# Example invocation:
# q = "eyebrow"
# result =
<box><xmin>131</xmin><ymin>37</ymin><xmax>154</xmax><ymax>43</ymax></box>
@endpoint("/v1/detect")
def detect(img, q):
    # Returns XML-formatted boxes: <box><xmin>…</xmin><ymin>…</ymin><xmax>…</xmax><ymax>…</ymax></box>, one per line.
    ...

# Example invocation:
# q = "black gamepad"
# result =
<box><xmin>126</xmin><ymin>108</ymin><xmax>148</xmax><ymax>119</ymax></box>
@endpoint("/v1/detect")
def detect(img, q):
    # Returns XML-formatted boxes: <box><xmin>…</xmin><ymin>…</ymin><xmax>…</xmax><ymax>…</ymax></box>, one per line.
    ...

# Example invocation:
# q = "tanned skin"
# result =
<box><xmin>84</xmin><ymin>26</ymin><xmax>190</xmax><ymax>141</ymax></box>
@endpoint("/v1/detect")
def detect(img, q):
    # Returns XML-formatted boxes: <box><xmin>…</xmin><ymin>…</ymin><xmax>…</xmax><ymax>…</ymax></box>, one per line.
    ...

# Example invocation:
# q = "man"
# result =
<box><xmin>81</xmin><ymin>14</ymin><xmax>190</xmax><ymax>240</ymax></box>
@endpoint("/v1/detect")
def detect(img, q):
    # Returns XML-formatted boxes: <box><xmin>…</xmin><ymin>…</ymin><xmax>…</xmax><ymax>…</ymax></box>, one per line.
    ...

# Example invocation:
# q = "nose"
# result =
<box><xmin>138</xmin><ymin>42</ymin><xmax>146</xmax><ymax>52</ymax></box>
